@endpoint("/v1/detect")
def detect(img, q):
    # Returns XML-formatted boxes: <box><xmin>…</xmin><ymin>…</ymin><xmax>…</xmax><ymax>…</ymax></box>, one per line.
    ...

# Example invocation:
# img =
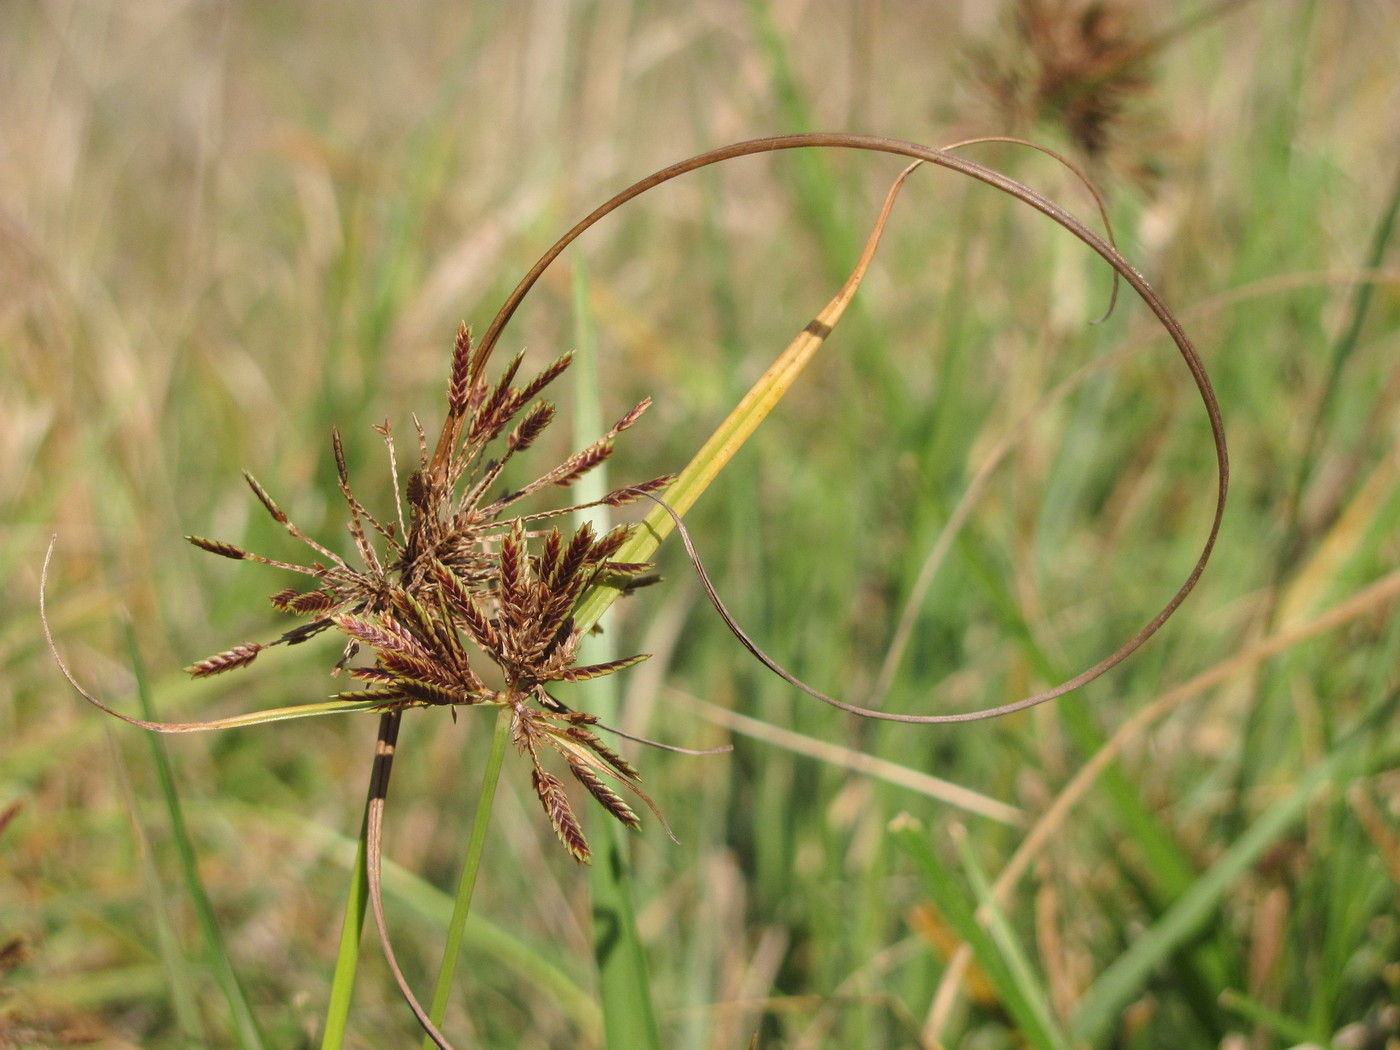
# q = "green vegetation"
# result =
<box><xmin>4</xmin><ymin>3</ymin><xmax>1399</xmax><ymax>1048</ymax></box>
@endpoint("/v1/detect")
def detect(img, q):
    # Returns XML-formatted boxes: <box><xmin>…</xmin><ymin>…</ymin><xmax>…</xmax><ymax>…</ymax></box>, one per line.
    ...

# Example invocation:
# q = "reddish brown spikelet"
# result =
<box><xmin>561</xmin><ymin>652</ymin><xmax>650</xmax><ymax>683</ymax></box>
<box><xmin>468</xmin><ymin>352</ymin><xmax>526</xmax><ymax>444</ymax></box>
<box><xmin>535</xmin><ymin>527</ymin><xmax>562</xmax><ymax>583</ymax></box>
<box><xmin>187</xmin><ymin>535</ymin><xmax>247</xmax><ymax>560</ymax></box>
<box><xmin>456</xmin><ymin>587</ymin><xmax>501</xmax><ymax>655</ymax></box>
<box><xmin>395</xmin><ymin>678</ymin><xmax>470</xmax><ymax>707</ymax></box>
<box><xmin>499</xmin><ymin>527</ymin><xmax>526</xmax><ymax>605</ymax></box>
<box><xmin>566</xmin><ymin>757</ymin><xmax>641</xmax><ymax>830</ymax></box>
<box><xmin>598</xmin><ymin>561</ymin><xmax>653</xmax><ymax>577</ymax></box>
<box><xmin>448</xmin><ymin>323</ymin><xmax>473</xmax><ymax>416</ymax></box>
<box><xmin>555</xmin><ymin>525</ymin><xmax>595</xmax><ymax>586</ymax></box>
<box><xmin>387</xmin><ymin>588</ymin><xmax>436</xmax><ymax>647</ymax></box>
<box><xmin>567</xmin><ymin>722</ymin><xmax>640</xmax><ymax>780</ymax></box>
<box><xmin>350</xmin><ymin>666</ymin><xmax>397</xmax><ymax>684</ymax></box>
<box><xmin>540</xmin><ymin>587</ymin><xmax>583</xmax><ymax>641</ymax></box>
<box><xmin>610</xmin><ymin>398</ymin><xmax>652</xmax><ymax>435</ymax></box>
<box><xmin>185</xmin><ymin>643</ymin><xmax>265</xmax><ymax>678</ymax></box>
<box><xmin>269</xmin><ymin>588</ymin><xmax>300</xmax><ymax>610</ymax></box>
<box><xmin>590</xmin><ymin>524</ymin><xmax>633</xmax><ymax>563</ymax></box>
<box><xmin>429</xmin><ymin>560</ymin><xmax>480</xmax><ymax>613</ymax></box>
<box><xmin>288</xmin><ymin>590</ymin><xmax>336</xmax><ymax>615</ymax></box>
<box><xmin>551</xmin><ymin>445</ymin><xmax>612</xmax><ymax>487</ymax></box>
<box><xmin>376</xmin><ymin>650</ymin><xmax>452</xmax><ymax>685</ymax></box>
<box><xmin>533</xmin><ymin>769</ymin><xmax>590</xmax><ymax>864</ymax></box>
<box><xmin>333</xmin><ymin>614</ymin><xmax>429</xmax><ymax>660</ymax></box>
<box><xmin>242</xmin><ymin>472</ymin><xmax>288</xmax><ymax>524</ymax></box>
<box><xmin>507</xmin><ymin>401</ymin><xmax>556</xmax><ymax>454</ymax></box>
<box><xmin>602</xmin><ymin>475</ymin><xmax>674</xmax><ymax>507</ymax></box>
<box><xmin>515</xmin><ymin>352</ymin><xmax>574</xmax><ymax>405</ymax></box>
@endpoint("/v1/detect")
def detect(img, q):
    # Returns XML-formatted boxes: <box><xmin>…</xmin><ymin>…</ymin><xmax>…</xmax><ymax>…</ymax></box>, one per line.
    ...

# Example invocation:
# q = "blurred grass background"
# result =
<box><xmin>3</xmin><ymin>1</ymin><xmax>1400</xmax><ymax>1048</ymax></box>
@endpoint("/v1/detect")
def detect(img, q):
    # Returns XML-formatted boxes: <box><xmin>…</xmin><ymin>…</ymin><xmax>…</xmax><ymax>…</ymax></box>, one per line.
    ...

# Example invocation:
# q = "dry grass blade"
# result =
<box><xmin>665</xmin><ymin>690</ymin><xmax>1023</xmax><ymax>826</ymax></box>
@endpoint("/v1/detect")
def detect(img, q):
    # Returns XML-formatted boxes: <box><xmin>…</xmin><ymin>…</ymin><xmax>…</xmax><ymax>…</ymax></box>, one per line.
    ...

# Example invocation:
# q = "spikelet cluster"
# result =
<box><xmin>185</xmin><ymin>324</ymin><xmax>672</xmax><ymax>862</ymax></box>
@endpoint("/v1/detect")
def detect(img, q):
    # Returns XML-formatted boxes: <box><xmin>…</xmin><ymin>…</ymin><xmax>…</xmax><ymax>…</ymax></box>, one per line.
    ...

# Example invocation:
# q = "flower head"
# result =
<box><xmin>184</xmin><ymin>323</ymin><xmax>672</xmax><ymax>861</ymax></box>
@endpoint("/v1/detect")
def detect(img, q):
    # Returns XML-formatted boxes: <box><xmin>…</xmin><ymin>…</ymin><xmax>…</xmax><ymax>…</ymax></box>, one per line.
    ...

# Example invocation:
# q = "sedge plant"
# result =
<box><xmin>44</xmin><ymin>133</ymin><xmax>1226</xmax><ymax>1049</ymax></box>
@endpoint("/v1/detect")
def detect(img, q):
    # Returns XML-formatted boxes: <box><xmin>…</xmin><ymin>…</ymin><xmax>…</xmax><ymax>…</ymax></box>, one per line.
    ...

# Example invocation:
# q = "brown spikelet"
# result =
<box><xmin>333</xmin><ymin>614</ymin><xmax>429</xmax><ymax>660</ymax></box>
<box><xmin>499</xmin><ymin>526</ymin><xmax>526</xmax><ymax>605</ymax></box>
<box><xmin>386</xmin><ymin>588</ymin><xmax>437</xmax><ymax>648</ymax></box>
<box><xmin>332</xmin><ymin>427</ymin><xmax>351</xmax><ymax>487</ymax></box>
<box><xmin>537</xmin><ymin>528</ymin><xmax>564</xmax><ymax>582</ymax></box>
<box><xmin>187</xmin><ymin>535</ymin><xmax>247</xmax><ymax>560</ymax></box>
<box><xmin>429</xmin><ymin>560</ymin><xmax>482</xmax><ymax>615</ymax></box>
<box><xmin>507</xmin><ymin>401</ymin><xmax>556</xmax><ymax>454</ymax></box>
<box><xmin>600</xmin><ymin>561</ymin><xmax>653</xmax><ymax>578</ymax></box>
<box><xmin>288</xmin><ymin>590</ymin><xmax>337</xmax><ymax>615</ymax></box>
<box><xmin>554</xmin><ymin>525</ymin><xmax>595</xmax><ymax>588</ymax></box>
<box><xmin>590</xmin><ymin>524</ymin><xmax>634</xmax><ymax>562</ymax></box>
<box><xmin>406</xmin><ymin>469</ymin><xmax>429</xmax><ymax>511</ymax></box>
<box><xmin>458</xmin><ymin>588</ymin><xmax>501</xmax><ymax>655</ymax></box>
<box><xmin>376</xmin><ymin>650</ymin><xmax>453</xmax><ymax>685</ymax></box>
<box><xmin>610</xmin><ymin>398</ymin><xmax>652</xmax><ymax>435</ymax></box>
<box><xmin>565</xmin><ymin>723</ymin><xmax>641</xmax><ymax>780</ymax></box>
<box><xmin>561</xmin><ymin>653</ymin><xmax>651</xmax><ymax>683</ymax></box>
<box><xmin>550</xmin><ymin>445</ymin><xmax>612</xmax><ymax>488</ymax></box>
<box><xmin>448</xmin><ymin>323</ymin><xmax>473</xmax><ymax>416</ymax></box>
<box><xmin>467</xmin><ymin>352</ymin><xmax>526</xmax><ymax>444</ymax></box>
<box><xmin>349</xmin><ymin>666</ymin><xmax>398</xmax><ymax>684</ymax></box>
<box><xmin>395</xmin><ymin>678</ymin><xmax>473</xmax><ymax>707</ymax></box>
<box><xmin>185</xmin><ymin>643</ymin><xmax>265</xmax><ymax>678</ymax></box>
<box><xmin>242</xmin><ymin>472</ymin><xmax>288</xmax><ymax>524</ymax></box>
<box><xmin>601</xmin><ymin>475</ymin><xmax>673</xmax><ymax>506</ymax></box>
<box><xmin>268</xmin><ymin>588</ymin><xmax>300</xmax><ymax>610</ymax></box>
<box><xmin>515</xmin><ymin>352</ymin><xmax>574</xmax><ymax>405</ymax></box>
<box><xmin>566</xmin><ymin>756</ymin><xmax>641</xmax><ymax>830</ymax></box>
<box><xmin>329</xmin><ymin>688</ymin><xmax>408</xmax><ymax>706</ymax></box>
<box><xmin>533</xmin><ymin>769</ymin><xmax>590</xmax><ymax>863</ymax></box>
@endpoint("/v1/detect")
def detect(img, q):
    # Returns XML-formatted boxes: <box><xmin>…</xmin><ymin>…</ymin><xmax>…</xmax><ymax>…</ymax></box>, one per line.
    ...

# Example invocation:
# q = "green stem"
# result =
<box><xmin>320</xmin><ymin>806</ymin><xmax>369</xmax><ymax>1050</ymax></box>
<box><xmin>421</xmin><ymin>705</ymin><xmax>513</xmax><ymax>1048</ymax></box>
<box><xmin>573</xmin><ymin>257</ymin><xmax>664</xmax><ymax>1050</ymax></box>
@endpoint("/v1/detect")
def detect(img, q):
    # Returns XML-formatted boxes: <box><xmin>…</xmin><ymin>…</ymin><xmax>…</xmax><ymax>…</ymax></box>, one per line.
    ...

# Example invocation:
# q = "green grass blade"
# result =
<box><xmin>111</xmin><ymin>687</ymin><xmax>206</xmax><ymax>1046</ymax></box>
<box><xmin>421</xmin><ymin>705</ymin><xmax>512</xmax><ymax>1049</ymax></box>
<box><xmin>128</xmin><ymin>628</ymin><xmax>269</xmax><ymax>1050</ymax></box>
<box><xmin>373</xmin><ymin>851</ymin><xmax>603</xmax><ymax>1041</ymax></box>
<box><xmin>743</xmin><ymin>0</ymin><xmax>859</xmax><ymax>283</ymax></box>
<box><xmin>1070</xmin><ymin>696</ymin><xmax>1398</xmax><ymax>1045</ymax></box>
<box><xmin>893</xmin><ymin>819</ymin><xmax>1066</xmax><ymax>1050</ymax></box>
<box><xmin>951</xmin><ymin>829</ymin><xmax>1070</xmax><ymax>1050</ymax></box>
<box><xmin>1217</xmin><ymin>989</ymin><xmax>1316</xmax><ymax>1047</ymax></box>
<box><xmin>573</xmin><ymin>255</ymin><xmax>664</xmax><ymax>1050</ymax></box>
<box><xmin>228</xmin><ymin>797</ymin><xmax>602</xmax><ymax>1040</ymax></box>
